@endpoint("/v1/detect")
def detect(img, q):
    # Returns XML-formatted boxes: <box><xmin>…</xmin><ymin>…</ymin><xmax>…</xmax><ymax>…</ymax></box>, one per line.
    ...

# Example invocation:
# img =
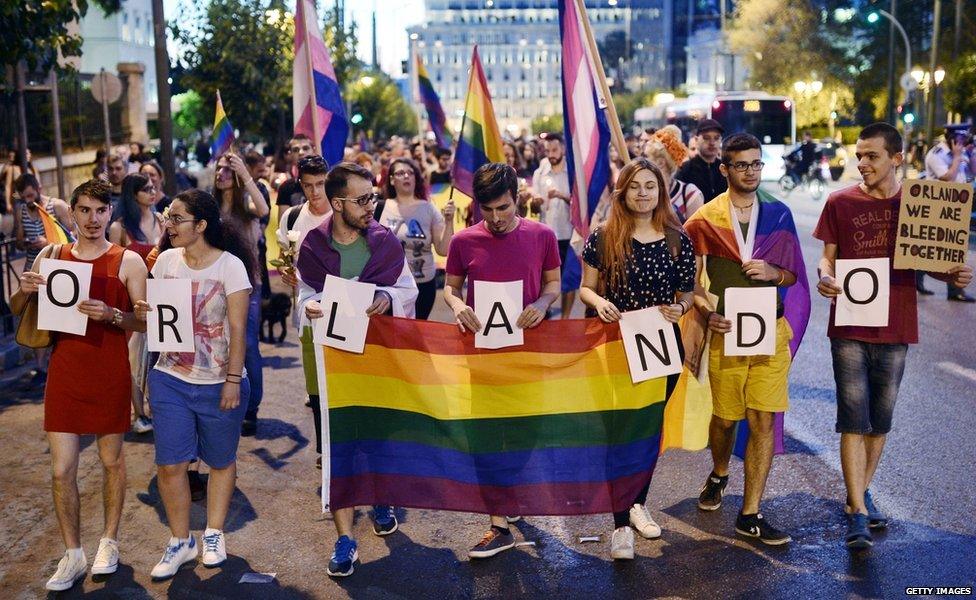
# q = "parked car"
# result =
<box><xmin>818</xmin><ymin>139</ymin><xmax>849</xmax><ymax>181</ymax></box>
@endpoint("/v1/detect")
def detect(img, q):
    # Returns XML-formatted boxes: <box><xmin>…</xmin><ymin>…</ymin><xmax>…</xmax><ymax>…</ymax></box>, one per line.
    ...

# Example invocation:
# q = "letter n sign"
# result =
<box><xmin>619</xmin><ymin>307</ymin><xmax>683</xmax><ymax>383</ymax></box>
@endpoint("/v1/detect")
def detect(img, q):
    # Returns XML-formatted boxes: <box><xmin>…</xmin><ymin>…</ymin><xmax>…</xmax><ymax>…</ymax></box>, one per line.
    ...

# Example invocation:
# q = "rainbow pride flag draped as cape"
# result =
<box><xmin>37</xmin><ymin>204</ymin><xmax>74</xmax><ymax>244</ymax></box>
<box><xmin>683</xmin><ymin>189</ymin><xmax>811</xmax><ymax>455</ymax></box>
<box><xmin>318</xmin><ymin>316</ymin><xmax>669</xmax><ymax>515</ymax></box>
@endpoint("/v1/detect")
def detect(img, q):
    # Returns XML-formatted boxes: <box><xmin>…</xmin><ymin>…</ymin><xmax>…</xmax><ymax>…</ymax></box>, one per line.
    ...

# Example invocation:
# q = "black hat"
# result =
<box><xmin>696</xmin><ymin>119</ymin><xmax>725</xmax><ymax>135</ymax></box>
<box><xmin>945</xmin><ymin>123</ymin><xmax>972</xmax><ymax>134</ymax></box>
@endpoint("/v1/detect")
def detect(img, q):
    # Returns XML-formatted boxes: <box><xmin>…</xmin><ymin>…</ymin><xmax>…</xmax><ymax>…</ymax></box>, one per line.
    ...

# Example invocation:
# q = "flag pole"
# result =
<box><xmin>301</xmin><ymin>0</ymin><xmax>322</xmax><ymax>154</ymax></box>
<box><xmin>412</xmin><ymin>50</ymin><xmax>430</xmax><ymax>168</ymax></box>
<box><xmin>449</xmin><ymin>46</ymin><xmax>476</xmax><ymax>224</ymax></box>
<box><xmin>573</xmin><ymin>0</ymin><xmax>628</xmax><ymax>162</ymax></box>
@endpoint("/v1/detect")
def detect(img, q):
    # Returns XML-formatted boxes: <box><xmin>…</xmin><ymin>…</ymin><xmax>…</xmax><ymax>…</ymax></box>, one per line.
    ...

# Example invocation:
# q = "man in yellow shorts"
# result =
<box><xmin>685</xmin><ymin>133</ymin><xmax>808</xmax><ymax>546</ymax></box>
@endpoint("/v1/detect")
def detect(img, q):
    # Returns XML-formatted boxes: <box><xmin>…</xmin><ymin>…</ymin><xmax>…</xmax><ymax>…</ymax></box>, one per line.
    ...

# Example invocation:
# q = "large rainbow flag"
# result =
<box><xmin>415</xmin><ymin>53</ymin><xmax>453</xmax><ymax>150</ymax></box>
<box><xmin>683</xmin><ymin>189</ymin><xmax>811</xmax><ymax>455</ymax></box>
<box><xmin>36</xmin><ymin>204</ymin><xmax>74</xmax><ymax>244</ymax></box>
<box><xmin>451</xmin><ymin>46</ymin><xmax>505</xmax><ymax>222</ymax></box>
<box><xmin>209</xmin><ymin>90</ymin><xmax>235</xmax><ymax>161</ymax></box>
<box><xmin>318</xmin><ymin>316</ymin><xmax>670</xmax><ymax>515</ymax></box>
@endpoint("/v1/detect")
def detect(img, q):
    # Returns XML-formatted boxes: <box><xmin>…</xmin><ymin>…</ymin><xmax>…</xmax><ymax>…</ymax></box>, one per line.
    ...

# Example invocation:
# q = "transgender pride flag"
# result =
<box><xmin>294</xmin><ymin>0</ymin><xmax>348</xmax><ymax>166</ymax></box>
<box><xmin>558</xmin><ymin>0</ymin><xmax>612</xmax><ymax>241</ymax></box>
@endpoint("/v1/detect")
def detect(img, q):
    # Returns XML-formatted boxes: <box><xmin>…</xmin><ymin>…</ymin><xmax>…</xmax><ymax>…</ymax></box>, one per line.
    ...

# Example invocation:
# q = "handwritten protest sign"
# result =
<box><xmin>894</xmin><ymin>179</ymin><xmax>973</xmax><ymax>272</ymax></box>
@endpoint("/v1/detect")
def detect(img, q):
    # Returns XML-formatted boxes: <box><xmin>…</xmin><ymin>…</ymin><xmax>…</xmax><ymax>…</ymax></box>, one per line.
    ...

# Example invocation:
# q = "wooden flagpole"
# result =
<box><xmin>573</xmin><ymin>0</ymin><xmax>628</xmax><ymax>162</ymax></box>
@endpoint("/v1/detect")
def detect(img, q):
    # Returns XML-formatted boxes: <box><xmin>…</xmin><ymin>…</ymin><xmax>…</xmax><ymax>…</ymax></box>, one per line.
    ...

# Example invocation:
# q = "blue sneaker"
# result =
<box><xmin>372</xmin><ymin>505</ymin><xmax>398</xmax><ymax>536</ymax></box>
<box><xmin>864</xmin><ymin>490</ymin><xmax>888</xmax><ymax>529</ymax></box>
<box><xmin>327</xmin><ymin>536</ymin><xmax>358</xmax><ymax>577</ymax></box>
<box><xmin>845</xmin><ymin>513</ymin><xmax>873</xmax><ymax>549</ymax></box>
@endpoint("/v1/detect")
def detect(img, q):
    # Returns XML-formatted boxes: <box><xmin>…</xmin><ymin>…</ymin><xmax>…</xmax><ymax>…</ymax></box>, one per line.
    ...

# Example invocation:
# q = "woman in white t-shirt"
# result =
<box><xmin>134</xmin><ymin>189</ymin><xmax>254</xmax><ymax>581</ymax></box>
<box><xmin>378</xmin><ymin>158</ymin><xmax>454</xmax><ymax>319</ymax></box>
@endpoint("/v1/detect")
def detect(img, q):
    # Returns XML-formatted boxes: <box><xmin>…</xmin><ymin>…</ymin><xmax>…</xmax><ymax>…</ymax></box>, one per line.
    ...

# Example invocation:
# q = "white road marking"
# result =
<box><xmin>937</xmin><ymin>361</ymin><xmax>976</xmax><ymax>384</ymax></box>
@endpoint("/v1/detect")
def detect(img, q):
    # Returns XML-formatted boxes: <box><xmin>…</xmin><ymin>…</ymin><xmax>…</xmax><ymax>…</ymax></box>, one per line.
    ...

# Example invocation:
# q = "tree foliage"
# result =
<box><xmin>172</xmin><ymin>0</ymin><xmax>294</xmax><ymax>145</ymax></box>
<box><xmin>530</xmin><ymin>114</ymin><xmax>564</xmax><ymax>135</ymax></box>
<box><xmin>0</xmin><ymin>0</ymin><xmax>121</xmax><ymax>72</ymax></box>
<box><xmin>944</xmin><ymin>53</ymin><xmax>976</xmax><ymax>120</ymax></box>
<box><xmin>172</xmin><ymin>91</ymin><xmax>208</xmax><ymax>140</ymax></box>
<box><xmin>347</xmin><ymin>73</ymin><xmax>417</xmax><ymax>139</ymax></box>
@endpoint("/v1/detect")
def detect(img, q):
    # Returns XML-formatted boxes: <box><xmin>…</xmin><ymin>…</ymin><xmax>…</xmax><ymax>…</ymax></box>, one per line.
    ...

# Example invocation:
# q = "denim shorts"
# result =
<box><xmin>830</xmin><ymin>338</ymin><xmax>908</xmax><ymax>435</ymax></box>
<box><xmin>148</xmin><ymin>369</ymin><xmax>250</xmax><ymax>468</ymax></box>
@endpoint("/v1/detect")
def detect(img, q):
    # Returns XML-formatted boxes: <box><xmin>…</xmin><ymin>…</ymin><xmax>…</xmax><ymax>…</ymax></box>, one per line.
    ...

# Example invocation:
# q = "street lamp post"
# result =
<box><xmin>868</xmin><ymin>10</ymin><xmax>912</xmax><ymax>109</ymax></box>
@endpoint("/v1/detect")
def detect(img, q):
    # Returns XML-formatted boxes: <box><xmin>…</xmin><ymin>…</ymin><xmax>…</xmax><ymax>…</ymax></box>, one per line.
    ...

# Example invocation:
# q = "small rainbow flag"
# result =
<box><xmin>210</xmin><ymin>90</ymin><xmax>236</xmax><ymax>162</ymax></box>
<box><xmin>319</xmin><ymin>316</ymin><xmax>670</xmax><ymax>515</ymax></box>
<box><xmin>37</xmin><ymin>204</ymin><xmax>74</xmax><ymax>244</ymax></box>
<box><xmin>415</xmin><ymin>53</ymin><xmax>453</xmax><ymax>149</ymax></box>
<box><xmin>451</xmin><ymin>45</ymin><xmax>505</xmax><ymax>220</ymax></box>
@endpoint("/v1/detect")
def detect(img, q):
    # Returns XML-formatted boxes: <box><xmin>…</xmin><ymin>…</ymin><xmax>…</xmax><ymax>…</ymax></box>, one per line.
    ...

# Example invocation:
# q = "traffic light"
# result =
<box><xmin>350</xmin><ymin>103</ymin><xmax>364</xmax><ymax>125</ymax></box>
<box><xmin>900</xmin><ymin>102</ymin><xmax>915</xmax><ymax>124</ymax></box>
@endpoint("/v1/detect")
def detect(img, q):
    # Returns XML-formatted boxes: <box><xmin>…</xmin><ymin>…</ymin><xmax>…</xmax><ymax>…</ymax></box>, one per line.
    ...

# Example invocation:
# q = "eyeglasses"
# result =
<box><xmin>726</xmin><ymin>160</ymin><xmax>765</xmax><ymax>172</ymax></box>
<box><xmin>334</xmin><ymin>192</ymin><xmax>377</xmax><ymax>207</ymax></box>
<box><xmin>141</xmin><ymin>185</ymin><xmax>155</xmax><ymax>193</ymax></box>
<box><xmin>163</xmin><ymin>215</ymin><xmax>198</xmax><ymax>225</ymax></box>
<box><xmin>392</xmin><ymin>170</ymin><xmax>414</xmax><ymax>179</ymax></box>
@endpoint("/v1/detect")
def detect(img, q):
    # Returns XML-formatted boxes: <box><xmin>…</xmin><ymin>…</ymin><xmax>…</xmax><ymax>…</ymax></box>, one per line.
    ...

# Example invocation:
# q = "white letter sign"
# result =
<box><xmin>38</xmin><ymin>258</ymin><xmax>92</xmax><ymax>335</ymax></box>
<box><xmin>474</xmin><ymin>280</ymin><xmax>523</xmax><ymax>349</ymax></box>
<box><xmin>313</xmin><ymin>275</ymin><xmax>376</xmax><ymax>354</ymax></box>
<box><xmin>619</xmin><ymin>307</ymin><xmax>683</xmax><ymax>383</ymax></box>
<box><xmin>834</xmin><ymin>257</ymin><xmax>890</xmax><ymax>327</ymax></box>
<box><xmin>147</xmin><ymin>279</ymin><xmax>195</xmax><ymax>352</ymax></box>
<box><xmin>724</xmin><ymin>287</ymin><xmax>777</xmax><ymax>356</ymax></box>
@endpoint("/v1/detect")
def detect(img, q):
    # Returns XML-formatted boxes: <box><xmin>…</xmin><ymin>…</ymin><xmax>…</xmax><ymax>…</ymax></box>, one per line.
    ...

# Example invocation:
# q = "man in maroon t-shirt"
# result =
<box><xmin>444</xmin><ymin>163</ymin><xmax>561</xmax><ymax>559</ymax></box>
<box><xmin>814</xmin><ymin>123</ymin><xmax>973</xmax><ymax>550</ymax></box>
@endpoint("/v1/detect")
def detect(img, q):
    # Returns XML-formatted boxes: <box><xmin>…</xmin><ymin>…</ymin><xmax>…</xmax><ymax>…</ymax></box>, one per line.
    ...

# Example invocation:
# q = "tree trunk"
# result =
<box><xmin>151</xmin><ymin>0</ymin><xmax>177</xmax><ymax>196</ymax></box>
<box><xmin>15</xmin><ymin>61</ymin><xmax>30</xmax><ymax>172</ymax></box>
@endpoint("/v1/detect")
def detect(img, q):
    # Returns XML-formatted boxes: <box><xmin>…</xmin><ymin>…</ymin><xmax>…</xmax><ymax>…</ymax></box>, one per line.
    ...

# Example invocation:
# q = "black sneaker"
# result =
<box><xmin>467</xmin><ymin>527</ymin><xmax>515</xmax><ymax>559</ymax></box>
<box><xmin>863</xmin><ymin>489</ymin><xmax>888</xmax><ymax>529</ymax></box>
<box><xmin>241</xmin><ymin>419</ymin><xmax>257</xmax><ymax>437</ymax></box>
<box><xmin>30</xmin><ymin>369</ymin><xmax>47</xmax><ymax>388</ymax></box>
<box><xmin>188</xmin><ymin>470</ymin><xmax>207</xmax><ymax>502</ymax></box>
<box><xmin>372</xmin><ymin>505</ymin><xmax>398</xmax><ymax>536</ymax></box>
<box><xmin>735</xmin><ymin>513</ymin><xmax>791</xmax><ymax>545</ymax></box>
<box><xmin>698</xmin><ymin>472</ymin><xmax>728</xmax><ymax>511</ymax></box>
<box><xmin>845</xmin><ymin>512</ymin><xmax>873</xmax><ymax>549</ymax></box>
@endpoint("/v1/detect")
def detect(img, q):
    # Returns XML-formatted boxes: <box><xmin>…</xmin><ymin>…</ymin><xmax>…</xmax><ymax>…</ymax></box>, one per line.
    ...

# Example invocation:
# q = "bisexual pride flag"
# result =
<box><xmin>318</xmin><ymin>316</ymin><xmax>669</xmax><ymax>515</ymax></box>
<box><xmin>294</xmin><ymin>0</ymin><xmax>348</xmax><ymax>166</ymax></box>
<box><xmin>209</xmin><ymin>90</ymin><xmax>235</xmax><ymax>161</ymax></box>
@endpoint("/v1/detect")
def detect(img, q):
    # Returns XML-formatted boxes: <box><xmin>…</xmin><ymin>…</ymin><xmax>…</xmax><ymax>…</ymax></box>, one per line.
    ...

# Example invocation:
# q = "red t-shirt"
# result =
<box><xmin>813</xmin><ymin>184</ymin><xmax>918</xmax><ymax>344</ymax></box>
<box><xmin>446</xmin><ymin>217</ymin><xmax>562</xmax><ymax>308</ymax></box>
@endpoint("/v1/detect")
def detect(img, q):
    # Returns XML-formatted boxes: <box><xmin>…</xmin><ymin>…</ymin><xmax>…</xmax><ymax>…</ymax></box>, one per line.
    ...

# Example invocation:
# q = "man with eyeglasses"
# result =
<box><xmin>295</xmin><ymin>162</ymin><xmax>418</xmax><ymax>578</ymax></box>
<box><xmin>675</xmin><ymin>119</ymin><xmax>728</xmax><ymax>203</ymax></box>
<box><xmin>685</xmin><ymin>133</ymin><xmax>804</xmax><ymax>546</ymax></box>
<box><xmin>274</xmin><ymin>134</ymin><xmax>317</xmax><ymax>222</ymax></box>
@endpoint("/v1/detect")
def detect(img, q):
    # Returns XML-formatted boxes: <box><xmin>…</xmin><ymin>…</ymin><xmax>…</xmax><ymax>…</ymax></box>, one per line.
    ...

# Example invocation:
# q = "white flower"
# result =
<box><xmin>286</xmin><ymin>230</ymin><xmax>301</xmax><ymax>244</ymax></box>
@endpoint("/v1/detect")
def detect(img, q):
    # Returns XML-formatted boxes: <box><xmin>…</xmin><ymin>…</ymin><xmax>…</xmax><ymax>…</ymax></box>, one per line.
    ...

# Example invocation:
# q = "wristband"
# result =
<box><xmin>224</xmin><ymin>380</ymin><xmax>241</xmax><ymax>385</ymax></box>
<box><xmin>111</xmin><ymin>308</ymin><xmax>124</xmax><ymax>327</ymax></box>
<box><xmin>226</xmin><ymin>372</ymin><xmax>243</xmax><ymax>377</ymax></box>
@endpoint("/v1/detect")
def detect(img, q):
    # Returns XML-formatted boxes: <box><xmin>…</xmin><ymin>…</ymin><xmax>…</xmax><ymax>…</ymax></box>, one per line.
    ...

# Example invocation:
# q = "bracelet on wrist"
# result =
<box><xmin>776</xmin><ymin>270</ymin><xmax>786</xmax><ymax>286</ymax></box>
<box><xmin>110</xmin><ymin>307</ymin><xmax>124</xmax><ymax>327</ymax></box>
<box><xmin>224</xmin><ymin>379</ymin><xmax>241</xmax><ymax>385</ymax></box>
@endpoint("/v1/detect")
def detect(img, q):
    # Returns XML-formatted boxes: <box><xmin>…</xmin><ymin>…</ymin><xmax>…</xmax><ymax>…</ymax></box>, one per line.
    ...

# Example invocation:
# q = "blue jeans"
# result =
<box><xmin>830</xmin><ymin>338</ymin><xmax>908</xmax><ymax>434</ymax></box>
<box><xmin>244</xmin><ymin>284</ymin><xmax>264</xmax><ymax>419</ymax></box>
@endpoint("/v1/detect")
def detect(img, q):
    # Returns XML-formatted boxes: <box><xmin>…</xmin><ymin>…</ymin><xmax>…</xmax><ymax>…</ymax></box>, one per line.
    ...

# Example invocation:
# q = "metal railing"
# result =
<box><xmin>0</xmin><ymin>236</ymin><xmax>22</xmax><ymax>337</ymax></box>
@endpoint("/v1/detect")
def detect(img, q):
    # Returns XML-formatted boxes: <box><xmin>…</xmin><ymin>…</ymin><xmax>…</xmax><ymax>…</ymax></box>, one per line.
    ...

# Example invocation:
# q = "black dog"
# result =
<box><xmin>260</xmin><ymin>292</ymin><xmax>292</xmax><ymax>344</ymax></box>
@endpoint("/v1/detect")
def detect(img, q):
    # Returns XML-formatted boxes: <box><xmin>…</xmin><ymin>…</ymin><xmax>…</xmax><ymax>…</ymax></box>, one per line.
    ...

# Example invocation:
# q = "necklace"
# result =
<box><xmin>733</xmin><ymin>202</ymin><xmax>754</xmax><ymax>211</ymax></box>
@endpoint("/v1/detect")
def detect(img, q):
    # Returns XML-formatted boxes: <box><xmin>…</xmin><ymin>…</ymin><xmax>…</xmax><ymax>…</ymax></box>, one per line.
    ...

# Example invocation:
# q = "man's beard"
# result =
<box><xmin>549</xmin><ymin>155</ymin><xmax>563</xmax><ymax>166</ymax></box>
<box><xmin>342</xmin><ymin>210</ymin><xmax>369</xmax><ymax>232</ymax></box>
<box><xmin>729</xmin><ymin>179</ymin><xmax>760</xmax><ymax>194</ymax></box>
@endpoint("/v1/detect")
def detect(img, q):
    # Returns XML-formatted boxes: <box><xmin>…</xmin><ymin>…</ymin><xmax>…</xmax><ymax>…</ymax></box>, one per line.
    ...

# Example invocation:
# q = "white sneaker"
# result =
<box><xmin>610</xmin><ymin>526</ymin><xmax>635</xmax><ymax>560</ymax></box>
<box><xmin>132</xmin><ymin>416</ymin><xmax>154</xmax><ymax>434</ymax></box>
<box><xmin>91</xmin><ymin>538</ymin><xmax>119</xmax><ymax>575</ymax></box>
<box><xmin>629</xmin><ymin>503</ymin><xmax>662</xmax><ymax>539</ymax></box>
<box><xmin>201</xmin><ymin>528</ymin><xmax>227</xmax><ymax>568</ymax></box>
<box><xmin>505</xmin><ymin>516</ymin><xmax>522</xmax><ymax>523</ymax></box>
<box><xmin>46</xmin><ymin>549</ymin><xmax>87</xmax><ymax>591</ymax></box>
<box><xmin>150</xmin><ymin>536</ymin><xmax>197</xmax><ymax>580</ymax></box>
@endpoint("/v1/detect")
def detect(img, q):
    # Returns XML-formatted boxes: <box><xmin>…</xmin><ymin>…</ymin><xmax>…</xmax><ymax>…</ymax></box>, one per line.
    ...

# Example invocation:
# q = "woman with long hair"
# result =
<box><xmin>213</xmin><ymin>152</ymin><xmax>269</xmax><ymax>435</ymax></box>
<box><xmin>140</xmin><ymin>161</ymin><xmax>171</xmax><ymax>213</ymax></box>
<box><xmin>579</xmin><ymin>158</ymin><xmax>696</xmax><ymax>561</ymax></box>
<box><xmin>377</xmin><ymin>157</ymin><xmax>454</xmax><ymax>319</ymax></box>
<box><xmin>135</xmin><ymin>189</ymin><xmax>255</xmax><ymax>580</ymax></box>
<box><xmin>109</xmin><ymin>173</ymin><xmax>165</xmax><ymax>433</ymax></box>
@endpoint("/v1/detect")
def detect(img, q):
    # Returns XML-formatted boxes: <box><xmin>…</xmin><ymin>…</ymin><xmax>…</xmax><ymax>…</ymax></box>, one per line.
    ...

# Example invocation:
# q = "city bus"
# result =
<box><xmin>634</xmin><ymin>92</ymin><xmax>796</xmax><ymax>180</ymax></box>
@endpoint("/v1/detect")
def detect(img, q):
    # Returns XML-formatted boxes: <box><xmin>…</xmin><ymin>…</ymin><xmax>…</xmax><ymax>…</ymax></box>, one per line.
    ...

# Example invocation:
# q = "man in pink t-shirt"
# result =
<box><xmin>443</xmin><ymin>163</ymin><xmax>561</xmax><ymax>559</ymax></box>
<box><xmin>814</xmin><ymin>122</ymin><xmax>973</xmax><ymax>550</ymax></box>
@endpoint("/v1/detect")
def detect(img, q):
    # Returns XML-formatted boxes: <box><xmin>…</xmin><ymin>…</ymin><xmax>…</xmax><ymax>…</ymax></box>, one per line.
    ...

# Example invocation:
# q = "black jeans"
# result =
<box><xmin>416</xmin><ymin>279</ymin><xmax>437</xmax><ymax>320</ymax></box>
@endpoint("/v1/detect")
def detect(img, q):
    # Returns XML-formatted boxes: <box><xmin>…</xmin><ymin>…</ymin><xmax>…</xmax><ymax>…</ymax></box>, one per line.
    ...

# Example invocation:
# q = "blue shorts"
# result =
<box><xmin>559</xmin><ymin>239</ymin><xmax>582</xmax><ymax>293</ymax></box>
<box><xmin>148</xmin><ymin>369</ymin><xmax>249</xmax><ymax>468</ymax></box>
<box><xmin>830</xmin><ymin>338</ymin><xmax>908</xmax><ymax>435</ymax></box>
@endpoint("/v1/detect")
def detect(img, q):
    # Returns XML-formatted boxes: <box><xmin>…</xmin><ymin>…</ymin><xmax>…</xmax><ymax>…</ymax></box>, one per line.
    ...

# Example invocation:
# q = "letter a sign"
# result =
<box><xmin>619</xmin><ymin>307</ymin><xmax>683</xmax><ymax>383</ymax></box>
<box><xmin>724</xmin><ymin>287</ymin><xmax>777</xmax><ymax>356</ymax></box>
<box><xmin>146</xmin><ymin>279</ymin><xmax>195</xmax><ymax>352</ymax></box>
<box><xmin>474</xmin><ymin>280</ymin><xmax>523</xmax><ymax>349</ymax></box>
